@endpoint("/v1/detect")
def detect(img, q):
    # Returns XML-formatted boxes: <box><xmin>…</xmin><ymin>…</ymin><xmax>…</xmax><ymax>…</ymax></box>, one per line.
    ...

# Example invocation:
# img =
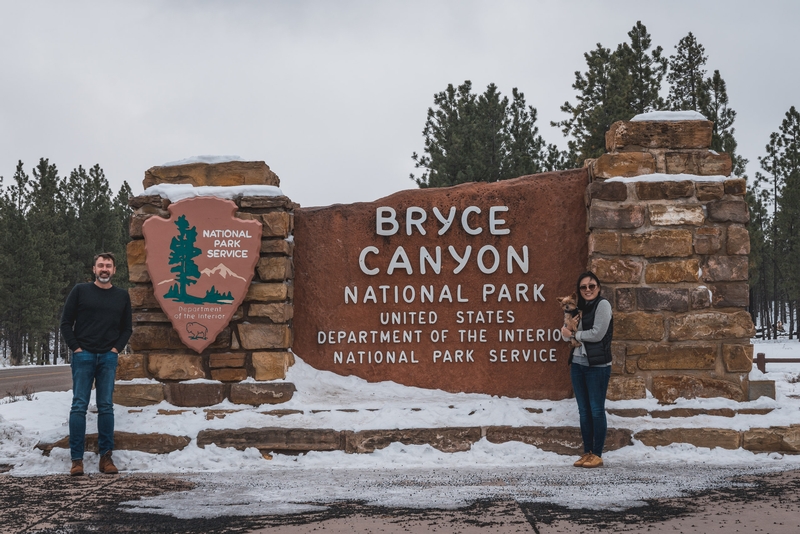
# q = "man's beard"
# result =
<box><xmin>97</xmin><ymin>273</ymin><xmax>112</xmax><ymax>283</ymax></box>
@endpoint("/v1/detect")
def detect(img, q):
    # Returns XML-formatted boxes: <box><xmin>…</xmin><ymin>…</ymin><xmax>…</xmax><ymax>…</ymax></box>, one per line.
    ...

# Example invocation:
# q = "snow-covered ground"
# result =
<box><xmin>1</xmin><ymin>340</ymin><xmax>798</xmax><ymax>481</ymax></box>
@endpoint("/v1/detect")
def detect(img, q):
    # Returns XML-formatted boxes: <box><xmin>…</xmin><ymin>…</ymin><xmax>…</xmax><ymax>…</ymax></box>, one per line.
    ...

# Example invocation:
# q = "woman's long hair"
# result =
<box><xmin>576</xmin><ymin>271</ymin><xmax>602</xmax><ymax>310</ymax></box>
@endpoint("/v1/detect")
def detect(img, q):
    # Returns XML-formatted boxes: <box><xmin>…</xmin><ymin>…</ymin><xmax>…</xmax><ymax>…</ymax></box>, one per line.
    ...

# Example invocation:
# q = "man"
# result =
<box><xmin>60</xmin><ymin>253</ymin><xmax>132</xmax><ymax>476</ymax></box>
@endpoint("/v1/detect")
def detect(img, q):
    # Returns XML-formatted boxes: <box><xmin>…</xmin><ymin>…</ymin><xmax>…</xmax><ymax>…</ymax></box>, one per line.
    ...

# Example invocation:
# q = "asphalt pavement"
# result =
<box><xmin>3</xmin><ymin>465</ymin><xmax>799</xmax><ymax>534</ymax></box>
<box><xmin>0</xmin><ymin>365</ymin><xmax>72</xmax><ymax>396</ymax></box>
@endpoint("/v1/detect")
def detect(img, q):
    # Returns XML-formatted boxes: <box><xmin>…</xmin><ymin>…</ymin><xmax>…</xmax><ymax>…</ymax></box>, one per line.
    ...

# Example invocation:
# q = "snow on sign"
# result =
<box><xmin>142</xmin><ymin>197</ymin><xmax>262</xmax><ymax>353</ymax></box>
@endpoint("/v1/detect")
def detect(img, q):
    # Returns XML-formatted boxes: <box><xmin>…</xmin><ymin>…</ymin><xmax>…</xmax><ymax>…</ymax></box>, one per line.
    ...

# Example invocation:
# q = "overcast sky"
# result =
<box><xmin>1</xmin><ymin>1</ymin><xmax>797</xmax><ymax>207</ymax></box>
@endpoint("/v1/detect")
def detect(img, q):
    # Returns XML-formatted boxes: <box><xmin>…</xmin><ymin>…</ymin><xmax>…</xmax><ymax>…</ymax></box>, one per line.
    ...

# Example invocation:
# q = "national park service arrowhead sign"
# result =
<box><xmin>142</xmin><ymin>197</ymin><xmax>262</xmax><ymax>353</ymax></box>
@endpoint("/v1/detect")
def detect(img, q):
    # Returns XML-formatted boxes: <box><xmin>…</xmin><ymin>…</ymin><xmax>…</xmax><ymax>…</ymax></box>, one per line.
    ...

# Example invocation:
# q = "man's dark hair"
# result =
<box><xmin>93</xmin><ymin>252</ymin><xmax>116</xmax><ymax>267</ymax></box>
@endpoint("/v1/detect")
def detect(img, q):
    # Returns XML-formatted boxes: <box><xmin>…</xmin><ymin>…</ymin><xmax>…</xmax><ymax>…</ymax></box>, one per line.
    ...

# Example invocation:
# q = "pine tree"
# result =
<box><xmin>666</xmin><ymin>32</ymin><xmax>709</xmax><ymax>112</ymax></box>
<box><xmin>412</xmin><ymin>81</ymin><xmax>566</xmax><ymax>187</ymax></box>
<box><xmin>702</xmin><ymin>70</ymin><xmax>748</xmax><ymax>176</ymax></box>
<box><xmin>554</xmin><ymin>22</ymin><xmax>665</xmax><ymax>167</ymax></box>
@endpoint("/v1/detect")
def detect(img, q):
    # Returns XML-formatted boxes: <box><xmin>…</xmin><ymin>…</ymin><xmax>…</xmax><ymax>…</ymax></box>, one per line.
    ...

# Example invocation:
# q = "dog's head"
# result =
<box><xmin>557</xmin><ymin>293</ymin><xmax>579</xmax><ymax>313</ymax></box>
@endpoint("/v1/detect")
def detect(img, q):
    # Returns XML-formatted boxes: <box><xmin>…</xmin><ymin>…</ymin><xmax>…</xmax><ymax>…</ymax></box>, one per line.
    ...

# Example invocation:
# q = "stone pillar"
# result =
<box><xmin>586</xmin><ymin>119</ymin><xmax>755</xmax><ymax>403</ymax></box>
<box><xmin>117</xmin><ymin>161</ymin><xmax>297</xmax><ymax>408</ymax></box>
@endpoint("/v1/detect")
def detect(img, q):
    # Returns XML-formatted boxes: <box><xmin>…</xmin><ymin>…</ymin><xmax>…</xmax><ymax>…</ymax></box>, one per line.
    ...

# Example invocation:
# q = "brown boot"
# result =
<box><xmin>99</xmin><ymin>451</ymin><xmax>119</xmax><ymax>474</ymax></box>
<box><xmin>70</xmin><ymin>460</ymin><xmax>84</xmax><ymax>476</ymax></box>
<box><xmin>582</xmin><ymin>453</ymin><xmax>604</xmax><ymax>468</ymax></box>
<box><xmin>573</xmin><ymin>452</ymin><xmax>592</xmax><ymax>467</ymax></box>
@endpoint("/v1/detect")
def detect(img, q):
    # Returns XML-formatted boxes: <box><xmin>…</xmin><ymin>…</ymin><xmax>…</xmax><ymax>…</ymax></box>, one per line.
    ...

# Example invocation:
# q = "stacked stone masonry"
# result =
<box><xmin>119</xmin><ymin>161</ymin><xmax>297</xmax><ymax>407</ymax></box>
<box><xmin>586</xmin><ymin>119</ymin><xmax>755</xmax><ymax>403</ymax></box>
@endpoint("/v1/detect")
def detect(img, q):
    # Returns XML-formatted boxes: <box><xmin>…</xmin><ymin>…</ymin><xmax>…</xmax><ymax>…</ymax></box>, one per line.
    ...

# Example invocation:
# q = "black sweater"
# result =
<box><xmin>60</xmin><ymin>282</ymin><xmax>133</xmax><ymax>354</ymax></box>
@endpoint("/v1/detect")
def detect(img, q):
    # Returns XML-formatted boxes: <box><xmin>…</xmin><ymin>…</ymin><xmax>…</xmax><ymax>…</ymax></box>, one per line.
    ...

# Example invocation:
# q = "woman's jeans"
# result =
<box><xmin>69</xmin><ymin>351</ymin><xmax>117</xmax><ymax>460</ymax></box>
<box><xmin>570</xmin><ymin>363</ymin><xmax>611</xmax><ymax>457</ymax></box>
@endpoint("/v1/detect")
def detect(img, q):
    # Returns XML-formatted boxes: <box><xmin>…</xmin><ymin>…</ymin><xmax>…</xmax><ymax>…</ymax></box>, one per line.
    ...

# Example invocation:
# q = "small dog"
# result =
<box><xmin>557</xmin><ymin>293</ymin><xmax>582</xmax><ymax>348</ymax></box>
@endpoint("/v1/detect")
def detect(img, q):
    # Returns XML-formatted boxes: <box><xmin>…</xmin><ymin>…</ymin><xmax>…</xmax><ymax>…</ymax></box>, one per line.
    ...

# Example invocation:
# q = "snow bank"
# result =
<box><xmin>141</xmin><ymin>183</ymin><xmax>284</xmax><ymax>202</ymax></box>
<box><xmin>630</xmin><ymin>110</ymin><xmax>708</xmax><ymax>122</ymax></box>
<box><xmin>606</xmin><ymin>172</ymin><xmax>728</xmax><ymax>183</ymax></box>
<box><xmin>161</xmin><ymin>155</ymin><xmax>244</xmax><ymax>167</ymax></box>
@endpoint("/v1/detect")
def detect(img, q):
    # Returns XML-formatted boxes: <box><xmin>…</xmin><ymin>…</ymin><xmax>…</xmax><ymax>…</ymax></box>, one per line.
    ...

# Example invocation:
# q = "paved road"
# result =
<box><xmin>2</xmin><ymin>466</ymin><xmax>799</xmax><ymax>533</ymax></box>
<box><xmin>0</xmin><ymin>365</ymin><xmax>72</xmax><ymax>396</ymax></box>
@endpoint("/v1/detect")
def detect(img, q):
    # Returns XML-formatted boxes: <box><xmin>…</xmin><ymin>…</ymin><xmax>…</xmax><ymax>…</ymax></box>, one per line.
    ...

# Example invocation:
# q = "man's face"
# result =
<box><xmin>93</xmin><ymin>257</ymin><xmax>116</xmax><ymax>284</ymax></box>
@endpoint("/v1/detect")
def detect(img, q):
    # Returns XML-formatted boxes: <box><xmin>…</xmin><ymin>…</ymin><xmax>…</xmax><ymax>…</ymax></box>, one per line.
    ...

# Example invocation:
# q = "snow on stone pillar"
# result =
<box><xmin>116</xmin><ymin>158</ymin><xmax>297</xmax><ymax>408</ymax></box>
<box><xmin>585</xmin><ymin>112</ymin><xmax>755</xmax><ymax>403</ymax></box>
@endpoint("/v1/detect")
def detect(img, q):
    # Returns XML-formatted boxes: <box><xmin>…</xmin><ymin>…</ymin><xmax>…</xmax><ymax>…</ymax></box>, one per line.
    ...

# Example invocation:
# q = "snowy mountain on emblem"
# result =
<box><xmin>200</xmin><ymin>263</ymin><xmax>246</xmax><ymax>282</ymax></box>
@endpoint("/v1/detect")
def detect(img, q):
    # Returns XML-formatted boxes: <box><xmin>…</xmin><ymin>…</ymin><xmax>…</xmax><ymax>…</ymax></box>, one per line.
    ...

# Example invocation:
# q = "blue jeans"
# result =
<box><xmin>571</xmin><ymin>363</ymin><xmax>611</xmax><ymax>457</ymax></box>
<box><xmin>69</xmin><ymin>351</ymin><xmax>117</xmax><ymax>460</ymax></box>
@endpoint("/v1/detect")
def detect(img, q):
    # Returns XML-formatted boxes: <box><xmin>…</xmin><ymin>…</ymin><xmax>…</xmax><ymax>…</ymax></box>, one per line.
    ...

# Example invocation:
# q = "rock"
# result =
<box><xmin>256</xmin><ymin>257</ymin><xmax>293</xmax><ymax>282</ymax></box>
<box><xmin>605</xmin><ymin>120</ymin><xmax>713</xmax><ymax>151</ymax></box>
<box><xmin>615</xmin><ymin>288</ymin><xmax>636</xmax><ymax>312</ymax></box>
<box><xmin>722</xmin><ymin>344</ymin><xmax>754</xmax><ymax>372</ymax></box>
<box><xmin>260</xmin><ymin>212</ymin><xmax>292</xmax><ymax>238</ymax></box>
<box><xmin>649</xmin><ymin>408</ymin><xmax>735</xmax><ymax>418</ymax></box>
<box><xmin>252</xmin><ymin>351</ymin><xmax>295</xmax><ymax>380</ymax></box>
<box><xmin>748</xmin><ymin>380</ymin><xmax>776</xmax><ymax>401</ymax></box>
<box><xmin>210</xmin><ymin>368</ymin><xmax>248</xmax><ymax>382</ymax></box>
<box><xmin>248</xmin><ymin>303</ymin><xmax>294</xmax><ymax>323</ymax></box>
<box><xmin>126</xmin><ymin>239</ymin><xmax>149</xmax><ymax>283</ymax></box>
<box><xmin>229</xmin><ymin>382</ymin><xmax>296</xmax><ymax>405</ymax></box>
<box><xmin>614</xmin><ymin>312</ymin><xmax>665</xmax><ymax>341</ymax></box>
<box><xmin>691</xmin><ymin>286</ymin><xmax>712</xmax><ymax>309</ymax></box>
<box><xmin>260</xmin><ymin>409</ymin><xmax>304</xmax><ymax>417</ymax></box>
<box><xmin>129</xmin><ymin>195</ymin><xmax>165</xmax><ymax>210</ymax></box>
<box><xmin>587</xmin><ymin>180</ymin><xmax>629</xmax><ymax>201</ymax></box>
<box><xmin>129</xmin><ymin>214</ymin><xmax>153</xmax><ymax>239</ymax></box>
<box><xmin>237</xmin><ymin>323</ymin><xmax>292</xmax><ymax>350</ymax></box>
<box><xmin>668</xmin><ymin>311</ymin><xmax>755</xmax><ymax>341</ymax></box>
<box><xmin>132</xmin><ymin>311</ymin><xmax>170</xmax><ymax>323</ymax></box>
<box><xmin>693</xmin><ymin>227</ymin><xmax>722</xmax><ymax>254</ymax></box>
<box><xmin>147</xmin><ymin>353</ymin><xmax>205</xmax><ymax>380</ymax></box>
<box><xmin>116</xmin><ymin>353</ymin><xmax>148</xmax><ymax>380</ymax></box>
<box><xmin>637</xmin><ymin>345</ymin><xmax>716</xmax><ymax>370</ymax></box>
<box><xmin>707</xmin><ymin>200</ymin><xmax>749</xmax><ymax>223</ymax></box>
<box><xmin>743</xmin><ymin>426</ymin><xmax>800</xmax><ymax>453</ymax></box>
<box><xmin>588</xmin><ymin>232</ymin><xmax>620</xmax><ymax>255</ymax></box>
<box><xmin>245</xmin><ymin>283</ymin><xmax>290</xmax><ymax>302</ymax></box>
<box><xmin>129</xmin><ymin>325</ymin><xmax>186</xmax><ymax>351</ymax></box>
<box><xmin>209</xmin><ymin>352</ymin><xmax>247</xmax><ymax>369</ymax></box>
<box><xmin>113</xmin><ymin>383</ymin><xmax>164</xmax><ymax>407</ymax></box>
<box><xmin>620</xmin><ymin>230</ymin><xmax>693</xmax><ymax>258</ymax></box>
<box><xmin>589</xmin><ymin>257</ymin><xmax>643</xmax><ymax>284</ymax></box>
<box><xmin>260</xmin><ymin>238</ymin><xmax>294</xmax><ymax>256</ymax></box>
<box><xmin>486</xmin><ymin>426</ymin><xmax>633</xmax><ymax>455</ymax></box>
<box><xmin>652</xmin><ymin>375</ymin><xmax>745</xmax><ymax>403</ymax></box>
<box><xmin>695</xmin><ymin>182</ymin><xmax>725</xmax><ymax>201</ymax></box>
<box><xmin>635</xmin><ymin>288</ymin><xmax>689</xmax><ymax>312</ymax></box>
<box><xmin>635</xmin><ymin>181</ymin><xmax>694</xmax><ymax>200</ymax></box>
<box><xmin>724</xmin><ymin>178</ymin><xmax>747</xmax><ymax>196</ymax></box>
<box><xmin>702</xmin><ymin>256</ymin><xmax>748</xmax><ymax>282</ymax></box>
<box><xmin>664</xmin><ymin>151</ymin><xmax>732</xmax><ymax>176</ymax></box>
<box><xmin>708</xmin><ymin>282</ymin><xmax>749</xmax><ymax>308</ymax></box>
<box><xmin>197</xmin><ymin>427</ymin><xmax>344</xmax><ymax>452</ymax></box>
<box><xmin>589</xmin><ymin>204</ymin><xmax>645</xmax><ymax>229</ymax></box>
<box><xmin>649</xmin><ymin>205</ymin><xmax>705</xmax><ymax>226</ymax></box>
<box><xmin>635</xmin><ymin>428</ymin><xmax>741</xmax><ymax>449</ymax></box>
<box><xmin>164</xmin><ymin>383</ymin><xmax>226</xmax><ymax>407</ymax></box>
<box><xmin>36</xmin><ymin>431</ymin><xmax>191</xmax><ymax>455</ymax></box>
<box><xmin>606</xmin><ymin>376</ymin><xmax>646</xmax><ymax>400</ymax></box>
<box><xmin>607</xmin><ymin>408</ymin><xmax>649</xmax><ymax>417</ymax></box>
<box><xmin>645</xmin><ymin>260</ymin><xmax>700</xmax><ymax>283</ymax></box>
<box><xmin>142</xmin><ymin>160</ymin><xmax>279</xmax><ymax>189</ymax></box>
<box><xmin>128</xmin><ymin>285</ymin><xmax>160</xmax><ymax>309</ymax></box>
<box><xmin>726</xmin><ymin>226</ymin><xmax>751</xmax><ymax>255</ymax></box>
<box><xmin>345</xmin><ymin>427</ymin><xmax>481</xmax><ymax>453</ymax></box>
<box><xmin>239</xmin><ymin>196</ymin><xmax>297</xmax><ymax>209</ymax></box>
<box><xmin>592</xmin><ymin>153</ymin><xmax>656</xmax><ymax>179</ymax></box>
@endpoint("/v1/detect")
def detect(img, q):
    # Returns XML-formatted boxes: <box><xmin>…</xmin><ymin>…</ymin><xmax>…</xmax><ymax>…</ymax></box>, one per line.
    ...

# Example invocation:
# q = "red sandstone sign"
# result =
<box><xmin>294</xmin><ymin>170</ymin><xmax>590</xmax><ymax>399</ymax></box>
<box><xmin>142</xmin><ymin>197</ymin><xmax>262</xmax><ymax>353</ymax></box>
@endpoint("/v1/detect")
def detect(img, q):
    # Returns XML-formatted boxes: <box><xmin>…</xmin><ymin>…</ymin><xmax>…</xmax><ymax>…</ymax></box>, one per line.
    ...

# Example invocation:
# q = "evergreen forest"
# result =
<box><xmin>0</xmin><ymin>160</ymin><xmax>132</xmax><ymax>365</ymax></box>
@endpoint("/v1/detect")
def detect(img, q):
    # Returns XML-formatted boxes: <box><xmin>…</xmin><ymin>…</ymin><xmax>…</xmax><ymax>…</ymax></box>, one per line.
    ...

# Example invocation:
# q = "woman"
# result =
<box><xmin>560</xmin><ymin>271</ymin><xmax>613</xmax><ymax>468</ymax></box>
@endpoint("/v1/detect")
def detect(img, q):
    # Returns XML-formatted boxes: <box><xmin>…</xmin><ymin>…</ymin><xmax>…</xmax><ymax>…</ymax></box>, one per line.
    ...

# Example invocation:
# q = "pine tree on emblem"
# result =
<box><xmin>166</xmin><ymin>215</ymin><xmax>202</xmax><ymax>302</ymax></box>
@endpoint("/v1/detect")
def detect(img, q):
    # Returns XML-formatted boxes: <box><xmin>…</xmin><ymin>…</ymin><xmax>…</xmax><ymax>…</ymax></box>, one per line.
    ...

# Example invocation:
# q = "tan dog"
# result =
<box><xmin>557</xmin><ymin>293</ymin><xmax>582</xmax><ymax>348</ymax></box>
